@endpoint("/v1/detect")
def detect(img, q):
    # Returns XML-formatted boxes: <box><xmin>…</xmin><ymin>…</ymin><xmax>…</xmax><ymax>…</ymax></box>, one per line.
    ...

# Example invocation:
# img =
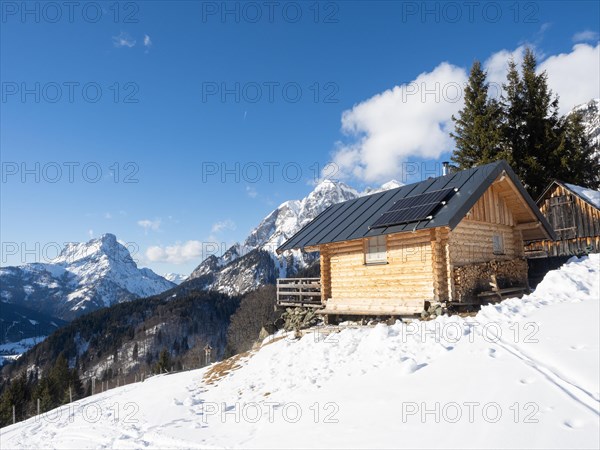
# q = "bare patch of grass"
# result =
<box><xmin>203</xmin><ymin>351</ymin><xmax>253</xmax><ymax>385</ymax></box>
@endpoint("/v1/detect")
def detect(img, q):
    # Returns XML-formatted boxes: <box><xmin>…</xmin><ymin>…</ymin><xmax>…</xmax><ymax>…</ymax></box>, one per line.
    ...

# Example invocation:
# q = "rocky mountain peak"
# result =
<box><xmin>51</xmin><ymin>233</ymin><xmax>129</xmax><ymax>266</ymax></box>
<box><xmin>1</xmin><ymin>234</ymin><xmax>175</xmax><ymax>320</ymax></box>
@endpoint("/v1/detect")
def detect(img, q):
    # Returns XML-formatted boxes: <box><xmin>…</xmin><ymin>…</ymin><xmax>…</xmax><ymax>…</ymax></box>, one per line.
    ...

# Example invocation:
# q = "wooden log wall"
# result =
<box><xmin>321</xmin><ymin>230</ymin><xmax>434</xmax><ymax>314</ymax></box>
<box><xmin>320</xmin><ymin>249</ymin><xmax>331</xmax><ymax>303</ymax></box>
<box><xmin>449</xmin><ymin>220</ymin><xmax>523</xmax><ymax>265</ymax></box>
<box><xmin>430</xmin><ymin>227</ymin><xmax>450</xmax><ymax>302</ymax></box>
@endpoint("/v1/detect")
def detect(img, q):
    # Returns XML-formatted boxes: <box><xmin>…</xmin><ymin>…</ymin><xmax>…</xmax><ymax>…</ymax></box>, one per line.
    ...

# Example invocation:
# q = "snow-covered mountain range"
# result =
<box><xmin>187</xmin><ymin>179</ymin><xmax>403</xmax><ymax>296</ymax></box>
<box><xmin>0</xmin><ymin>234</ymin><xmax>175</xmax><ymax>321</ymax></box>
<box><xmin>163</xmin><ymin>273</ymin><xmax>187</xmax><ymax>285</ymax></box>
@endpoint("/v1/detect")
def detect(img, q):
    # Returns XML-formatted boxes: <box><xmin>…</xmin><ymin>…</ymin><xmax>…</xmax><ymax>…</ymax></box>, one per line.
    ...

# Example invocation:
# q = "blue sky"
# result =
<box><xmin>1</xmin><ymin>1</ymin><xmax>599</xmax><ymax>276</ymax></box>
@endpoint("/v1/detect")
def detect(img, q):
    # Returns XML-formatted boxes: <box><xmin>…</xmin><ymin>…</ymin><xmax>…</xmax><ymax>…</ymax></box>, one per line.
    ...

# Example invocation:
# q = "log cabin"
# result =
<box><xmin>524</xmin><ymin>180</ymin><xmax>600</xmax><ymax>258</ymax></box>
<box><xmin>276</xmin><ymin>160</ymin><xmax>556</xmax><ymax>318</ymax></box>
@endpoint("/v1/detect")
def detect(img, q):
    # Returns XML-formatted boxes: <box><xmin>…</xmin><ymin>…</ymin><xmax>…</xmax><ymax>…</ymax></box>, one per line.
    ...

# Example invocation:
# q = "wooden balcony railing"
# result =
<box><xmin>276</xmin><ymin>278</ymin><xmax>322</xmax><ymax>308</ymax></box>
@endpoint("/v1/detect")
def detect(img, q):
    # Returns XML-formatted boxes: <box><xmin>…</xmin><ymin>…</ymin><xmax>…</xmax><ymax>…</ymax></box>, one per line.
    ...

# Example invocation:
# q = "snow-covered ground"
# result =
<box><xmin>1</xmin><ymin>255</ymin><xmax>599</xmax><ymax>449</ymax></box>
<box><xmin>0</xmin><ymin>336</ymin><xmax>47</xmax><ymax>365</ymax></box>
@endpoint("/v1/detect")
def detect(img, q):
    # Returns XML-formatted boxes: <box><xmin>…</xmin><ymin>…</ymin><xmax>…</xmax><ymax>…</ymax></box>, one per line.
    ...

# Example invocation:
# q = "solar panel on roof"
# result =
<box><xmin>369</xmin><ymin>188</ymin><xmax>456</xmax><ymax>229</ymax></box>
<box><xmin>388</xmin><ymin>188</ymin><xmax>454</xmax><ymax>211</ymax></box>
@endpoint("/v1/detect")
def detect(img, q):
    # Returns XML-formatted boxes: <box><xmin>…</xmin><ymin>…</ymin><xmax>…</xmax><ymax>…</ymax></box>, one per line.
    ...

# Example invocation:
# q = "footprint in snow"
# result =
<box><xmin>570</xmin><ymin>344</ymin><xmax>586</xmax><ymax>350</ymax></box>
<box><xmin>183</xmin><ymin>397</ymin><xmax>200</xmax><ymax>406</ymax></box>
<box><xmin>519</xmin><ymin>377</ymin><xmax>535</xmax><ymax>384</ymax></box>
<box><xmin>563</xmin><ymin>419</ymin><xmax>584</xmax><ymax>429</ymax></box>
<box><xmin>487</xmin><ymin>348</ymin><xmax>497</xmax><ymax>358</ymax></box>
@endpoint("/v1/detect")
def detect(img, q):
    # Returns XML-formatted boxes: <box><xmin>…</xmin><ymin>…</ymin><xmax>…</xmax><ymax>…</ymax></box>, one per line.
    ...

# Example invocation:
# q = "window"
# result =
<box><xmin>492</xmin><ymin>234</ymin><xmax>504</xmax><ymax>255</ymax></box>
<box><xmin>365</xmin><ymin>235</ymin><xmax>387</xmax><ymax>264</ymax></box>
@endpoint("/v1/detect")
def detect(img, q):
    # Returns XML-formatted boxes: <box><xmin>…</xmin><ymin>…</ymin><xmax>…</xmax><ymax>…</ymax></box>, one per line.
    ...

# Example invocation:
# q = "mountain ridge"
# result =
<box><xmin>570</xmin><ymin>98</ymin><xmax>599</xmax><ymax>148</ymax></box>
<box><xmin>0</xmin><ymin>234</ymin><xmax>175</xmax><ymax>322</ymax></box>
<box><xmin>186</xmin><ymin>178</ymin><xmax>404</xmax><ymax>295</ymax></box>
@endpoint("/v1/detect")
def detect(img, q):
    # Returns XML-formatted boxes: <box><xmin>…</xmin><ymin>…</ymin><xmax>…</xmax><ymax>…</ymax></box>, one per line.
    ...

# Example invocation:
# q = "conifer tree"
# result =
<box><xmin>551</xmin><ymin>112</ymin><xmax>600</xmax><ymax>188</ymax></box>
<box><xmin>156</xmin><ymin>348</ymin><xmax>171</xmax><ymax>373</ymax></box>
<box><xmin>35</xmin><ymin>378</ymin><xmax>54</xmax><ymax>413</ymax></box>
<box><xmin>49</xmin><ymin>353</ymin><xmax>70</xmax><ymax>402</ymax></box>
<box><xmin>516</xmin><ymin>48</ymin><xmax>560</xmax><ymax>197</ymax></box>
<box><xmin>0</xmin><ymin>375</ymin><xmax>29</xmax><ymax>426</ymax></box>
<box><xmin>451</xmin><ymin>61</ymin><xmax>503</xmax><ymax>168</ymax></box>
<box><xmin>500</xmin><ymin>58</ymin><xmax>525</xmax><ymax>168</ymax></box>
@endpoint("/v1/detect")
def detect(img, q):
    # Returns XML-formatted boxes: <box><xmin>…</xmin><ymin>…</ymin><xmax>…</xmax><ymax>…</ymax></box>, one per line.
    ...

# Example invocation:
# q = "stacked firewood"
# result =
<box><xmin>453</xmin><ymin>258</ymin><xmax>528</xmax><ymax>301</ymax></box>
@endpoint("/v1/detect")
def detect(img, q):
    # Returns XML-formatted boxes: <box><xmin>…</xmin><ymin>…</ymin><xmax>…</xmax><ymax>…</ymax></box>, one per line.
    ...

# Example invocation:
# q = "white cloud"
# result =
<box><xmin>145</xmin><ymin>240</ymin><xmax>204</xmax><ymax>264</ymax></box>
<box><xmin>540</xmin><ymin>43</ymin><xmax>600</xmax><ymax>113</ymax></box>
<box><xmin>246</xmin><ymin>186</ymin><xmax>257</xmax><ymax>198</ymax></box>
<box><xmin>112</xmin><ymin>32</ymin><xmax>136</xmax><ymax>48</ymax></box>
<box><xmin>330</xmin><ymin>62</ymin><xmax>467</xmax><ymax>183</ymax></box>
<box><xmin>330</xmin><ymin>43</ymin><xmax>599</xmax><ymax>183</ymax></box>
<box><xmin>137</xmin><ymin>218</ymin><xmax>161</xmax><ymax>232</ymax></box>
<box><xmin>483</xmin><ymin>43</ymin><xmax>599</xmax><ymax>113</ymax></box>
<box><xmin>211</xmin><ymin>219</ymin><xmax>236</xmax><ymax>233</ymax></box>
<box><xmin>88</xmin><ymin>229</ymin><xmax>94</xmax><ymax>238</ymax></box>
<box><xmin>104</xmin><ymin>212</ymin><xmax>112</xmax><ymax>219</ymax></box>
<box><xmin>144</xmin><ymin>34</ymin><xmax>152</xmax><ymax>47</ymax></box>
<box><xmin>483</xmin><ymin>46</ymin><xmax>526</xmax><ymax>88</ymax></box>
<box><xmin>573</xmin><ymin>30</ymin><xmax>599</xmax><ymax>43</ymax></box>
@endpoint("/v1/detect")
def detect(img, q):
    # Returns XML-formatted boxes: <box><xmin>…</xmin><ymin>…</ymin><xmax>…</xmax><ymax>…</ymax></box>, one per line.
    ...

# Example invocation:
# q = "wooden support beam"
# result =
<box><xmin>516</xmin><ymin>222</ymin><xmax>542</xmax><ymax>231</ymax></box>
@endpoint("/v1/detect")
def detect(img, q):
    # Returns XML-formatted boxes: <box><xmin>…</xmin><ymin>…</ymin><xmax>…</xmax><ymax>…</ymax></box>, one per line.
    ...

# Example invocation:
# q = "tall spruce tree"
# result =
<box><xmin>500</xmin><ymin>58</ymin><xmax>526</xmax><ymax>168</ymax></box>
<box><xmin>517</xmin><ymin>48</ymin><xmax>560</xmax><ymax>198</ymax></box>
<box><xmin>451</xmin><ymin>61</ymin><xmax>503</xmax><ymax>168</ymax></box>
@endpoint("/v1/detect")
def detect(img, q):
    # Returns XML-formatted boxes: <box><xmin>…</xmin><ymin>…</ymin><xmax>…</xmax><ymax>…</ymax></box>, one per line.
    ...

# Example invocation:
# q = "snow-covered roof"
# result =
<box><xmin>564</xmin><ymin>183</ymin><xmax>600</xmax><ymax>210</ymax></box>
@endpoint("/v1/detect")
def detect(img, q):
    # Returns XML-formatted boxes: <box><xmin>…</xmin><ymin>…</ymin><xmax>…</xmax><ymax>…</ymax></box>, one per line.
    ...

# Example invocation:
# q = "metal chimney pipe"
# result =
<box><xmin>442</xmin><ymin>161</ymin><xmax>449</xmax><ymax>176</ymax></box>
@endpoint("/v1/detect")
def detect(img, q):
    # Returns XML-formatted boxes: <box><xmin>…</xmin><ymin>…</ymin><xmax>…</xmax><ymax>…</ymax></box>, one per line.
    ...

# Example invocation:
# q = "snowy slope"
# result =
<box><xmin>188</xmin><ymin>179</ymin><xmax>403</xmax><ymax>295</ymax></box>
<box><xmin>163</xmin><ymin>273</ymin><xmax>187</xmax><ymax>285</ymax></box>
<box><xmin>0</xmin><ymin>234</ymin><xmax>175</xmax><ymax>321</ymax></box>
<box><xmin>3</xmin><ymin>255</ymin><xmax>598</xmax><ymax>449</ymax></box>
<box><xmin>570</xmin><ymin>98</ymin><xmax>600</xmax><ymax>149</ymax></box>
<box><xmin>0</xmin><ymin>336</ymin><xmax>48</xmax><ymax>366</ymax></box>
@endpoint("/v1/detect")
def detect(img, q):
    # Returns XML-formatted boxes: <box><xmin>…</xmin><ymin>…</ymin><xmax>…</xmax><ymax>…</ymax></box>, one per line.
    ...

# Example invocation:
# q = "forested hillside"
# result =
<box><xmin>0</xmin><ymin>287</ymin><xmax>240</xmax><ymax>426</ymax></box>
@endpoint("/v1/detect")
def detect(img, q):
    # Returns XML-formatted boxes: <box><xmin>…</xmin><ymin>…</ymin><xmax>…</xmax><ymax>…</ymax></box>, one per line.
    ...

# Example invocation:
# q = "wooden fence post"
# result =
<box><xmin>204</xmin><ymin>344</ymin><xmax>213</xmax><ymax>366</ymax></box>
